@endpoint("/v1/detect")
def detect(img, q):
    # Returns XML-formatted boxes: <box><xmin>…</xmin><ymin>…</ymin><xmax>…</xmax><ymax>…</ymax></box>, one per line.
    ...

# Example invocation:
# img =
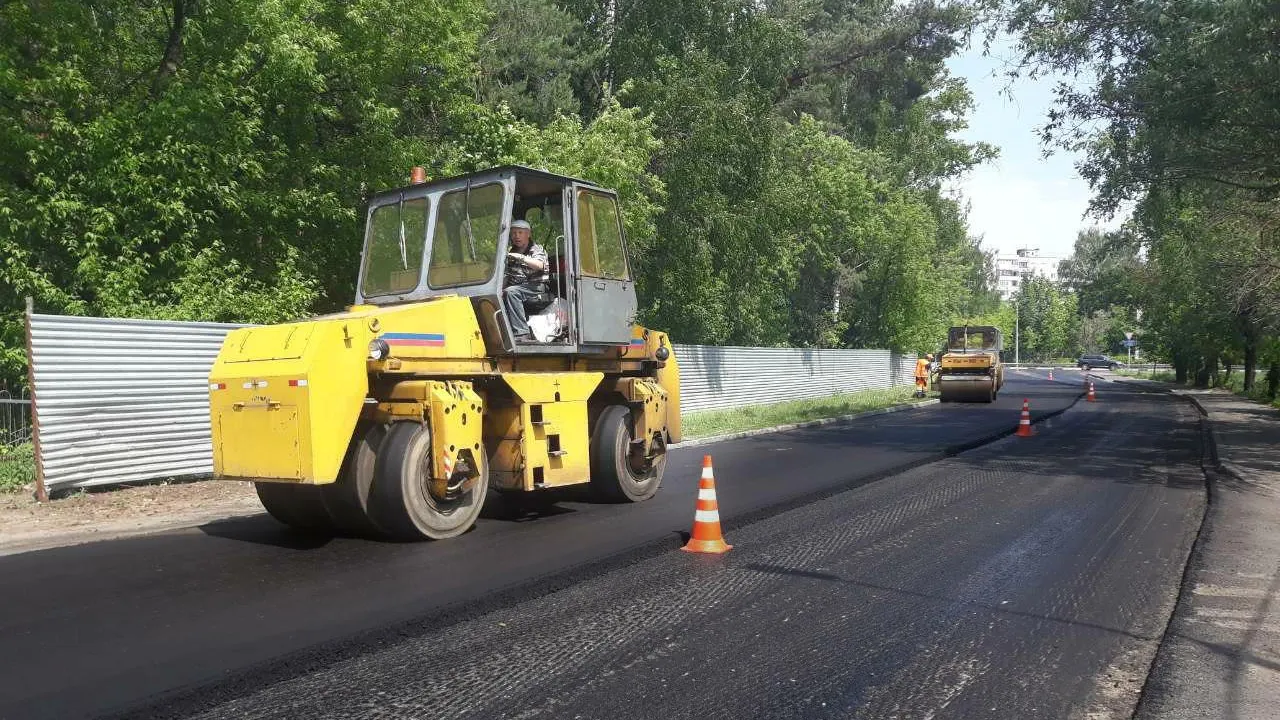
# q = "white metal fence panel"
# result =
<box><xmin>28</xmin><ymin>314</ymin><xmax>246</xmax><ymax>491</ymax></box>
<box><xmin>27</xmin><ymin>315</ymin><xmax>916</xmax><ymax>490</ymax></box>
<box><xmin>896</xmin><ymin>354</ymin><xmax>919</xmax><ymax>387</ymax></box>
<box><xmin>673</xmin><ymin>344</ymin><xmax>916</xmax><ymax>414</ymax></box>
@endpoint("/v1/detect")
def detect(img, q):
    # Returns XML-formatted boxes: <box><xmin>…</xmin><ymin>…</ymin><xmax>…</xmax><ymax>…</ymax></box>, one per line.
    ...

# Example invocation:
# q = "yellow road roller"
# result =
<box><xmin>937</xmin><ymin>325</ymin><xmax>1004</xmax><ymax>403</ymax></box>
<box><xmin>208</xmin><ymin>166</ymin><xmax>680</xmax><ymax>540</ymax></box>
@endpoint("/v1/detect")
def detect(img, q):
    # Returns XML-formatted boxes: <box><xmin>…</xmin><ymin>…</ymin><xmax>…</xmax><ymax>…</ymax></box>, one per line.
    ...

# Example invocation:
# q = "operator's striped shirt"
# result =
<box><xmin>505</xmin><ymin>243</ymin><xmax>549</xmax><ymax>287</ymax></box>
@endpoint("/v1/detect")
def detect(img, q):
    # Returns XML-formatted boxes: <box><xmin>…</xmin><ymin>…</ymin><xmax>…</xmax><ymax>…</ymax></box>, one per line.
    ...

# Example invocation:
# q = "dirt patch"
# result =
<box><xmin>0</xmin><ymin>480</ymin><xmax>263</xmax><ymax>556</ymax></box>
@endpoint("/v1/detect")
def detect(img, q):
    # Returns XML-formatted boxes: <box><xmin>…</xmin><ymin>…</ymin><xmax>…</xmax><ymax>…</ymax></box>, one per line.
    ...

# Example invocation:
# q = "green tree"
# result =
<box><xmin>1013</xmin><ymin>276</ymin><xmax>1078</xmax><ymax>362</ymax></box>
<box><xmin>475</xmin><ymin>0</ymin><xmax>590</xmax><ymax>124</ymax></box>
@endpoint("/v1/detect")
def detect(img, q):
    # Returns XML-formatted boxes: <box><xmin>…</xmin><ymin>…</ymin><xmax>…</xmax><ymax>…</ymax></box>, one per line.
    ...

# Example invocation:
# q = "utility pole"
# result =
<box><xmin>1014</xmin><ymin>293</ymin><xmax>1020</xmax><ymax>365</ymax></box>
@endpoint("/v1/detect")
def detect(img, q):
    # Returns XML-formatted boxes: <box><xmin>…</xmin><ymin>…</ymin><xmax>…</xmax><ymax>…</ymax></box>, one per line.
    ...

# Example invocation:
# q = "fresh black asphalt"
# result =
<box><xmin>0</xmin><ymin>372</ymin><xmax>1205</xmax><ymax>719</ymax></box>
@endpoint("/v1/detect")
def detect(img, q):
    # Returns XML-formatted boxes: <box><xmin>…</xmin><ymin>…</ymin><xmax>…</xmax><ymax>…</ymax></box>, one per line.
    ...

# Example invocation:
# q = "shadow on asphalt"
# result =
<box><xmin>198</xmin><ymin>515</ymin><xmax>336</xmax><ymax>550</ymax></box>
<box><xmin>193</xmin><ymin>488</ymin><xmax>591</xmax><ymax>549</ymax></box>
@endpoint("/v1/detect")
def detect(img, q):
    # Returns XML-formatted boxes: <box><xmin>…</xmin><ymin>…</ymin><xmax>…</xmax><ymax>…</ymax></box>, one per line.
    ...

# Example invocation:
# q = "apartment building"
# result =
<box><xmin>995</xmin><ymin>247</ymin><xmax>1060</xmax><ymax>300</ymax></box>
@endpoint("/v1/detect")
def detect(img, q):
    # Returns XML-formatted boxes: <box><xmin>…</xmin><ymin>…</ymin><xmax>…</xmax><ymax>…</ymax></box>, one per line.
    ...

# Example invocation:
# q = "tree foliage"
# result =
<box><xmin>1011</xmin><ymin>276</ymin><xmax>1077</xmax><ymax>362</ymax></box>
<box><xmin>1</xmin><ymin>0</ymin><xmax>1004</xmax><ymax>389</ymax></box>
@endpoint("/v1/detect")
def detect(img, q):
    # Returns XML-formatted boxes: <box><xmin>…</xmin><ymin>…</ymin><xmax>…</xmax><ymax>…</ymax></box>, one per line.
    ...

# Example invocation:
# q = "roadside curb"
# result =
<box><xmin>671</xmin><ymin>398</ymin><xmax>941</xmax><ymax>449</ymax></box>
<box><xmin>1125</xmin><ymin>382</ymin><xmax>1220</xmax><ymax>719</ymax></box>
<box><xmin>1112</xmin><ymin>381</ymin><xmax>1238</xmax><ymax>485</ymax></box>
<box><xmin>1167</xmin><ymin>390</ymin><xmax>1266</xmax><ymax>487</ymax></box>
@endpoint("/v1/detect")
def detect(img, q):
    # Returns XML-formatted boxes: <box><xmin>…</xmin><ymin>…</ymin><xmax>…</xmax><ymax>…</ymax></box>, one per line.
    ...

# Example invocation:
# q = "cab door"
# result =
<box><xmin>572</xmin><ymin>186</ymin><xmax>637</xmax><ymax>345</ymax></box>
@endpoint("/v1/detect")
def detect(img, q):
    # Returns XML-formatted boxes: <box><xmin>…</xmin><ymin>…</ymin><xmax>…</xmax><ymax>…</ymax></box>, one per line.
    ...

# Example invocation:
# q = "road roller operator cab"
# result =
<box><xmin>356</xmin><ymin>165</ymin><xmax>640</xmax><ymax>353</ymax></box>
<box><xmin>937</xmin><ymin>326</ymin><xmax>1005</xmax><ymax>403</ymax></box>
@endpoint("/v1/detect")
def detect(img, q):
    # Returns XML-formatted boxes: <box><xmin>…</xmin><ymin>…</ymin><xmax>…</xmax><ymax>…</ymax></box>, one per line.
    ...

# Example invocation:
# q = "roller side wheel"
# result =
<box><xmin>320</xmin><ymin>424</ymin><xmax>388</xmax><ymax>537</ymax></box>
<box><xmin>255</xmin><ymin>482</ymin><xmax>333</xmax><ymax>532</ymax></box>
<box><xmin>369</xmin><ymin>422</ymin><xmax>488</xmax><ymax>541</ymax></box>
<box><xmin>589</xmin><ymin>405</ymin><xmax>664</xmax><ymax>503</ymax></box>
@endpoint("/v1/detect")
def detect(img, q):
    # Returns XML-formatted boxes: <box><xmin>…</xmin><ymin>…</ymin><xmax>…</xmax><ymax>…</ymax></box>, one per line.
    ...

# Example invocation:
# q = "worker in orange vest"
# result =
<box><xmin>914</xmin><ymin>353</ymin><xmax>933</xmax><ymax>398</ymax></box>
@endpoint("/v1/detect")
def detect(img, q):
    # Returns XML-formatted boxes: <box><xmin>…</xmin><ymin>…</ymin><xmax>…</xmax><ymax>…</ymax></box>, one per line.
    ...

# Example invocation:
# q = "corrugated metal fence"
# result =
<box><xmin>26</xmin><ymin>314</ymin><xmax>916</xmax><ymax>492</ymax></box>
<box><xmin>28</xmin><ymin>314</ymin><xmax>246</xmax><ymax>491</ymax></box>
<box><xmin>674</xmin><ymin>345</ymin><xmax>912</xmax><ymax>413</ymax></box>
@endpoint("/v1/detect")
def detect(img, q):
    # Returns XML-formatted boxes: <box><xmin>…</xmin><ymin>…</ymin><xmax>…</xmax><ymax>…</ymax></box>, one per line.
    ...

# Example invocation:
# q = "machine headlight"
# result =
<box><xmin>368</xmin><ymin>338</ymin><xmax>391</xmax><ymax>361</ymax></box>
<box><xmin>655</xmin><ymin>345</ymin><xmax>670</xmax><ymax>361</ymax></box>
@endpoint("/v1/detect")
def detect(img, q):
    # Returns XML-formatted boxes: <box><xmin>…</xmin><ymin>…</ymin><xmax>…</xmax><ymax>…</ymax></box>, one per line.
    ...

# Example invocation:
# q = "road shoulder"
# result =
<box><xmin>1136</xmin><ymin>389</ymin><xmax>1280</xmax><ymax>720</ymax></box>
<box><xmin>0</xmin><ymin>399</ymin><xmax>942</xmax><ymax>557</ymax></box>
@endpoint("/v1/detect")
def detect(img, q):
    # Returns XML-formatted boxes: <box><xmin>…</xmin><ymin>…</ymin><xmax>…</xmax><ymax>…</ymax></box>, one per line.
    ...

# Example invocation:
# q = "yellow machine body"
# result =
<box><xmin>209</xmin><ymin>296</ymin><xmax>680</xmax><ymax>489</ymax></box>
<box><xmin>937</xmin><ymin>326</ymin><xmax>1005</xmax><ymax>403</ymax></box>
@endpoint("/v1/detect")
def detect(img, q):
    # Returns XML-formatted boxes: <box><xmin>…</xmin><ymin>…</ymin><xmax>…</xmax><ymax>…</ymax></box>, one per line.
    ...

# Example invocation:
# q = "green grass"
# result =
<box><xmin>681</xmin><ymin>385</ymin><xmax>919</xmax><ymax>440</ymax></box>
<box><xmin>1114</xmin><ymin>368</ymin><xmax>1280</xmax><ymax>408</ymax></box>
<box><xmin>0</xmin><ymin>443</ymin><xmax>35</xmax><ymax>493</ymax></box>
<box><xmin>1114</xmin><ymin>368</ymin><xmax>1179</xmax><ymax>383</ymax></box>
<box><xmin>1215</xmin><ymin>372</ymin><xmax>1280</xmax><ymax>408</ymax></box>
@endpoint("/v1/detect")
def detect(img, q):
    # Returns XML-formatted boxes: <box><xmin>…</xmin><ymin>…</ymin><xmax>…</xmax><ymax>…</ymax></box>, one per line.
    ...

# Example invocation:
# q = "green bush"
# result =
<box><xmin>0</xmin><ymin>443</ymin><xmax>35</xmax><ymax>493</ymax></box>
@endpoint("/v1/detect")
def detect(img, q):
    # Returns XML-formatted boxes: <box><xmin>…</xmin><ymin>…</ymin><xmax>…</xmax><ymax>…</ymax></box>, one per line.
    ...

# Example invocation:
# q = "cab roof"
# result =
<box><xmin>371</xmin><ymin>165</ymin><xmax>608</xmax><ymax>204</ymax></box>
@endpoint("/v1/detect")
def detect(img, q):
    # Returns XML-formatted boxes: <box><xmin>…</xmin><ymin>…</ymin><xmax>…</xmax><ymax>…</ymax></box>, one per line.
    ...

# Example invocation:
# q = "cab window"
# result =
<box><xmin>361</xmin><ymin>197</ymin><xmax>428</xmax><ymax>297</ymax></box>
<box><xmin>429</xmin><ymin>183</ymin><xmax>504</xmax><ymax>288</ymax></box>
<box><xmin>576</xmin><ymin>191</ymin><xmax>629</xmax><ymax>280</ymax></box>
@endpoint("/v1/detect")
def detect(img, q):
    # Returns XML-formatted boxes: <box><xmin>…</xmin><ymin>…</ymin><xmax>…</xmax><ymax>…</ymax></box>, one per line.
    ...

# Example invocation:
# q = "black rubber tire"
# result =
<box><xmin>319</xmin><ymin>424</ymin><xmax>388</xmax><ymax>537</ymax></box>
<box><xmin>589</xmin><ymin>405</ymin><xmax>663</xmax><ymax>503</ymax></box>
<box><xmin>255</xmin><ymin>481</ymin><xmax>333</xmax><ymax>531</ymax></box>
<box><xmin>369</xmin><ymin>421</ymin><xmax>488</xmax><ymax>541</ymax></box>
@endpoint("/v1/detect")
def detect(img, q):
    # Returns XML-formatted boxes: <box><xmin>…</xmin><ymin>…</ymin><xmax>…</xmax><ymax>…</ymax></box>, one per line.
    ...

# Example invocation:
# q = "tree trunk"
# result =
<box><xmin>1267</xmin><ymin>361</ymin><xmax>1279</xmax><ymax>400</ymax></box>
<box><xmin>1175</xmin><ymin>356</ymin><xmax>1189</xmax><ymax>384</ymax></box>
<box><xmin>1244</xmin><ymin>336</ymin><xmax>1258</xmax><ymax>392</ymax></box>
<box><xmin>151</xmin><ymin>1</ymin><xmax>190</xmax><ymax>96</ymax></box>
<box><xmin>1194</xmin><ymin>357</ymin><xmax>1212</xmax><ymax>388</ymax></box>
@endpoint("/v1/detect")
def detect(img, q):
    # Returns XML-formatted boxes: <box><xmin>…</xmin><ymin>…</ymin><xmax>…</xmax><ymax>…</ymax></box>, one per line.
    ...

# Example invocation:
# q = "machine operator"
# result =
<box><xmin>502</xmin><ymin>219</ymin><xmax>551</xmax><ymax>343</ymax></box>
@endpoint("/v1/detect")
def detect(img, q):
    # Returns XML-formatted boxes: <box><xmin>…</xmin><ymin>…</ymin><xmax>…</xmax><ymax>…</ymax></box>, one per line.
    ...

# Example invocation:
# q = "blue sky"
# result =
<box><xmin>943</xmin><ymin>36</ymin><xmax>1124</xmax><ymax>260</ymax></box>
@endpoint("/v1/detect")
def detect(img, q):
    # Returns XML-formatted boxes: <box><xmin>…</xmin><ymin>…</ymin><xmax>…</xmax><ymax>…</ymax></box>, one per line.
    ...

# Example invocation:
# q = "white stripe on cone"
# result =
<box><xmin>695</xmin><ymin>510</ymin><xmax>721</xmax><ymax>523</ymax></box>
<box><xmin>698</xmin><ymin>489</ymin><xmax>717</xmax><ymax>501</ymax></box>
<box><xmin>701</xmin><ymin>468</ymin><xmax>715</xmax><ymax>480</ymax></box>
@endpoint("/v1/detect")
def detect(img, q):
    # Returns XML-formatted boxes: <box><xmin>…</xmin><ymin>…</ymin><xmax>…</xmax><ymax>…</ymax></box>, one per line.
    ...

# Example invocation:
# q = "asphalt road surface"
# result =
<box><xmin>0</xmin><ymin>372</ymin><xmax>1206</xmax><ymax>720</ymax></box>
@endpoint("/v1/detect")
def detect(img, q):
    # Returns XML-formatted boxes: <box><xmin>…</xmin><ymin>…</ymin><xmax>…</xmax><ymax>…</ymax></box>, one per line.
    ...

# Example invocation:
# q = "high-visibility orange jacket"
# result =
<box><xmin>914</xmin><ymin>357</ymin><xmax>930</xmax><ymax>381</ymax></box>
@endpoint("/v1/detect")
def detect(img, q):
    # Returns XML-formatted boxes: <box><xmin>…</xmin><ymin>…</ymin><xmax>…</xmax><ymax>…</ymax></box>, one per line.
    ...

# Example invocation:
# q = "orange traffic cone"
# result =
<box><xmin>1048</xmin><ymin>368</ymin><xmax>1055</xmax><ymax>381</ymax></box>
<box><xmin>1016</xmin><ymin>399</ymin><xmax>1035</xmax><ymax>437</ymax></box>
<box><xmin>683</xmin><ymin>455</ymin><xmax>732</xmax><ymax>554</ymax></box>
<box><xmin>1087</xmin><ymin>381</ymin><xmax>1097</xmax><ymax>402</ymax></box>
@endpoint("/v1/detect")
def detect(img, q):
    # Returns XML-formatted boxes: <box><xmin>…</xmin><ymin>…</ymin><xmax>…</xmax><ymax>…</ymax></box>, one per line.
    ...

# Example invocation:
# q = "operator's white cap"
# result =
<box><xmin>511</xmin><ymin>219</ymin><xmax>531</xmax><ymax>231</ymax></box>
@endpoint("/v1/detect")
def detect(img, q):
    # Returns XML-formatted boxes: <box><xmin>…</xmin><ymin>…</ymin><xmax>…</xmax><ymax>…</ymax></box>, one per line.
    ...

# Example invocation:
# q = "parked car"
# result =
<box><xmin>1077</xmin><ymin>354</ymin><xmax>1121</xmax><ymax>370</ymax></box>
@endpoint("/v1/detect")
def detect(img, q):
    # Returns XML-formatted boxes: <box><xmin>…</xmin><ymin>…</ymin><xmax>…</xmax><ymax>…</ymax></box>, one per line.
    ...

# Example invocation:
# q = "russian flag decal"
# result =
<box><xmin>382</xmin><ymin>332</ymin><xmax>446</xmax><ymax>347</ymax></box>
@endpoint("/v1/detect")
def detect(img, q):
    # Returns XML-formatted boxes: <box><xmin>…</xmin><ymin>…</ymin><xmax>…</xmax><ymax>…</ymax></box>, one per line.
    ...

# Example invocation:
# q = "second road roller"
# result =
<box><xmin>937</xmin><ymin>325</ymin><xmax>1005</xmax><ymax>402</ymax></box>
